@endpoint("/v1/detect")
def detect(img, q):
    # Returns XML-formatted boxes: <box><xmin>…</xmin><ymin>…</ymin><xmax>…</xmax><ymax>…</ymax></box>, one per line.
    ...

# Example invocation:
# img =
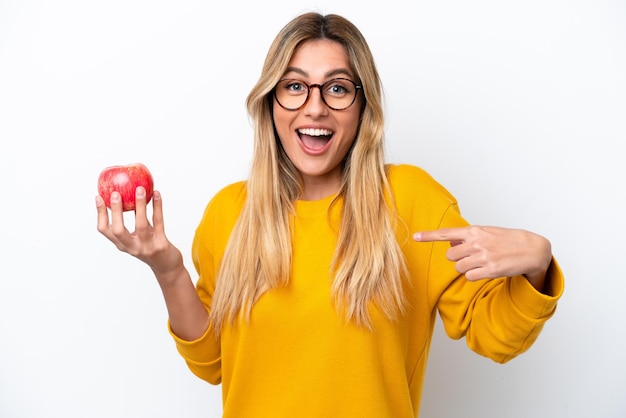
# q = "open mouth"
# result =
<box><xmin>297</xmin><ymin>128</ymin><xmax>334</xmax><ymax>151</ymax></box>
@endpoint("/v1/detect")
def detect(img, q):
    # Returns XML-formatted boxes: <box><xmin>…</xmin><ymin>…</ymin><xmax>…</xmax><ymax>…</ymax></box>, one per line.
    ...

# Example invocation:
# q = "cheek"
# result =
<box><xmin>341</xmin><ymin>111</ymin><xmax>362</xmax><ymax>141</ymax></box>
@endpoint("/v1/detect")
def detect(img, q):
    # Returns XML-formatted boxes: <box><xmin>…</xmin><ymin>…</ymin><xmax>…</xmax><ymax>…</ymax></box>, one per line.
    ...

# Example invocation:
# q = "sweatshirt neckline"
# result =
<box><xmin>295</xmin><ymin>193</ymin><xmax>339</xmax><ymax>216</ymax></box>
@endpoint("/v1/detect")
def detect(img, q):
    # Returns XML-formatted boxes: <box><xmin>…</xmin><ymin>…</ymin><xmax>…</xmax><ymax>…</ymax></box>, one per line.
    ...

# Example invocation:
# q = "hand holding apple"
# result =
<box><xmin>95</xmin><ymin>163</ymin><xmax>176</xmax><ymax>272</ymax></box>
<box><xmin>97</xmin><ymin>163</ymin><xmax>154</xmax><ymax>211</ymax></box>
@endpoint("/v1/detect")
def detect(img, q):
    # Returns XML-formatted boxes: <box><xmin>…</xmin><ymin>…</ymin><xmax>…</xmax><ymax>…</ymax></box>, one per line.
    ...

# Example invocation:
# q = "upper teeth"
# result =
<box><xmin>298</xmin><ymin>128</ymin><xmax>333</xmax><ymax>136</ymax></box>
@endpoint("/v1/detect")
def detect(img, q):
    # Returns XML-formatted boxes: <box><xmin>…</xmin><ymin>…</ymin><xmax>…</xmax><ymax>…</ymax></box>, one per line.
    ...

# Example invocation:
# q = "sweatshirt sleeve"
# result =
<box><xmin>432</xmin><ymin>204</ymin><xmax>564</xmax><ymax>363</ymax></box>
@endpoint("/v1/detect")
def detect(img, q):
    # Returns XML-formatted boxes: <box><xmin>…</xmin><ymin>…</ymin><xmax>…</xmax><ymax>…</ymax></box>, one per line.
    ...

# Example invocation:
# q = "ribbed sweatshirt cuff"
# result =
<box><xmin>509</xmin><ymin>257</ymin><xmax>564</xmax><ymax>319</ymax></box>
<box><xmin>167</xmin><ymin>320</ymin><xmax>220</xmax><ymax>362</ymax></box>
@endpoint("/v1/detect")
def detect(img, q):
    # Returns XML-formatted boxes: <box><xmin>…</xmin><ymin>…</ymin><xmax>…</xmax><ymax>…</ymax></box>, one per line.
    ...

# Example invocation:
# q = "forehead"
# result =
<box><xmin>286</xmin><ymin>39</ymin><xmax>353</xmax><ymax>78</ymax></box>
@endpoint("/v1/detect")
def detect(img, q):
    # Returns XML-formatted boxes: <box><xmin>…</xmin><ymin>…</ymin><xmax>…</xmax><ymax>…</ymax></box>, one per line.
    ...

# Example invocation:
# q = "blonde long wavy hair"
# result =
<box><xmin>209</xmin><ymin>12</ymin><xmax>408</xmax><ymax>334</ymax></box>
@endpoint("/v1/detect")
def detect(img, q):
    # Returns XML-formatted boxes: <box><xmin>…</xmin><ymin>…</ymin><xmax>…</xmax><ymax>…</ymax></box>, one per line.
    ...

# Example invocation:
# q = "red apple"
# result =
<box><xmin>97</xmin><ymin>163</ymin><xmax>154</xmax><ymax>211</ymax></box>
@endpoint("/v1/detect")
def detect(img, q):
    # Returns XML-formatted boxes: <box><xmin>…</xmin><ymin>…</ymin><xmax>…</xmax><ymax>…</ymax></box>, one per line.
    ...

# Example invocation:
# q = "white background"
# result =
<box><xmin>1</xmin><ymin>0</ymin><xmax>624</xmax><ymax>417</ymax></box>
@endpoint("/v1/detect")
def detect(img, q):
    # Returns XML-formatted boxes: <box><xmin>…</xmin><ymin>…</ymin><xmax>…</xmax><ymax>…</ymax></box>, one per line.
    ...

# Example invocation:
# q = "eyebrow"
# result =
<box><xmin>283</xmin><ymin>66</ymin><xmax>354</xmax><ymax>79</ymax></box>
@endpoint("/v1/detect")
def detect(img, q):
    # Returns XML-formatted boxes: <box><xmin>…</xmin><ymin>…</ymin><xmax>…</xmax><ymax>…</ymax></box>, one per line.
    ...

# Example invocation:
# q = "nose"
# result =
<box><xmin>303</xmin><ymin>85</ymin><xmax>328</xmax><ymax>117</ymax></box>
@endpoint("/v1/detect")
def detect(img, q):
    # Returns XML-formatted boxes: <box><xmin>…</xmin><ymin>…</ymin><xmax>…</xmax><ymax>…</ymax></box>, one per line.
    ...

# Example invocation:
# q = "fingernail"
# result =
<box><xmin>111</xmin><ymin>192</ymin><xmax>120</xmax><ymax>203</ymax></box>
<box><xmin>153</xmin><ymin>190</ymin><xmax>161</xmax><ymax>200</ymax></box>
<box><xmin>413</xmin><ymin>232</ymin><xmax>422</xmax><ymax>241</ymax></box>
<box><xmin>136</xmin><ymin>186</ymin><xmax>145</xmax><ymax>198</ymax></box>
<box><xmin>95</xmin><ymin>195</ymin><xmax>103</xmax><ymax>207</ymax></box>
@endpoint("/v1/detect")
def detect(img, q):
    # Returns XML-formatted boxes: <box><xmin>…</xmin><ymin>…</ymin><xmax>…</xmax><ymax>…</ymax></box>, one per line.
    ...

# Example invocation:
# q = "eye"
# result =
<box><xmin>324</xmin><ymin>79</ymin><xmax>353</xmax><ymax>97</ymax></box>
<box><xmin>282</xmin><ymin>80</ymin><xmax>307</xmax><ymax>94</ymax></box>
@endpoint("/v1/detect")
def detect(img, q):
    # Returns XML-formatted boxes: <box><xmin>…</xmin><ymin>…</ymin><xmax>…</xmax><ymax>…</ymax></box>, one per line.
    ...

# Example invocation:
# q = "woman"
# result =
<box><xmin>96</xmin><ymin>12</ymin><xmax>564</xmax><ymax>418</ymax></box>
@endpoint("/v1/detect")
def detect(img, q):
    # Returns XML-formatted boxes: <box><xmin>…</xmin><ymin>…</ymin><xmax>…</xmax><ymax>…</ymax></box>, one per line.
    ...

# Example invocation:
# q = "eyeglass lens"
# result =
<box><xmin>275</xmin><ymin>78</ymin><xmax>359</xmax><ymax>110</ymax></box>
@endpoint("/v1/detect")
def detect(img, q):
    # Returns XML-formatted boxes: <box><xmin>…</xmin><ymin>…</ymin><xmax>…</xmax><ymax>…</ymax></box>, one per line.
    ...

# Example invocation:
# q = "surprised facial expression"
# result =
<box><xmin>272</xmin><ymin>39</ymin><xmax>362</xmax><ymax>200</ymax></box>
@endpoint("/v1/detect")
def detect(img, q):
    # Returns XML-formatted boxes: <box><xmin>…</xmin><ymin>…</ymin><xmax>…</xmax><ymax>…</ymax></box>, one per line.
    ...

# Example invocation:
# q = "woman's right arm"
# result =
<box><xmin>96</xmin><ymin>186</ymin><xmax>209</xmax><ymax>341</ymax></box>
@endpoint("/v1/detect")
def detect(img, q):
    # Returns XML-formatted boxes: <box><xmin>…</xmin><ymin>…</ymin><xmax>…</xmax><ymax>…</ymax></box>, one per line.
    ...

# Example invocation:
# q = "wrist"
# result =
<box><xmin>151</xmin><ymin>250</ymin><xmax>186</xmax><ymax>288</ymax></box>
<box><xmin>523</xmin><ymin>272</ymin><xmax>547</xmax><ymax>293</ymax></box>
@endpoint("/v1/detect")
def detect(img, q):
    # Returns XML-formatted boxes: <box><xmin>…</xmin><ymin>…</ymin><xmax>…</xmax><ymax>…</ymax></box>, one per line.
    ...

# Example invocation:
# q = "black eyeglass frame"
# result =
<box><xmin>273</xmin><ymin>78</ymin><xmax>363</xmax><ymax>111</ymax></box>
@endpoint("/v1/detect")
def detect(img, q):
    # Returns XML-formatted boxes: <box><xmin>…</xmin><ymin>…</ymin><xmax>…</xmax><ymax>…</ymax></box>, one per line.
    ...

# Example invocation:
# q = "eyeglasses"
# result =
<box><xmin>274</xmin><ymin>78</ymin><xmax>363</xmax><ymax>111</ymax></box>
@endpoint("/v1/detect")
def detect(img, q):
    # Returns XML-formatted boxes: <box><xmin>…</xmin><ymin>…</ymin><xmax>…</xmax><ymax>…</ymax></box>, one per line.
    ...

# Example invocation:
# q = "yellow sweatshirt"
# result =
<box><xmin>170</xmin><ymin>164</ymin><xmax>564</xmax><ymax>418</ymax></box>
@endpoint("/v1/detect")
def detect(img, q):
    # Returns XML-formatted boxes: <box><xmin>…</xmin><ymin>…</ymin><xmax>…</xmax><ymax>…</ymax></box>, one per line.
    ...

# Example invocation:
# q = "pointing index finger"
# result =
<box><xmin>413</xmin><ymin>227</ymin><xmax>469</xmax><ymax>243</ymax></box>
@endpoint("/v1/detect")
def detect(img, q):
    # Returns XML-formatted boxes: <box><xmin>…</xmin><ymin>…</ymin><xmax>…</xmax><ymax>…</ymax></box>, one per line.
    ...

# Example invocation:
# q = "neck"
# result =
<box><xmin>300</xmin><ymin>174</ymin><xmax>341</xmax><ymax>201</ymax></box>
